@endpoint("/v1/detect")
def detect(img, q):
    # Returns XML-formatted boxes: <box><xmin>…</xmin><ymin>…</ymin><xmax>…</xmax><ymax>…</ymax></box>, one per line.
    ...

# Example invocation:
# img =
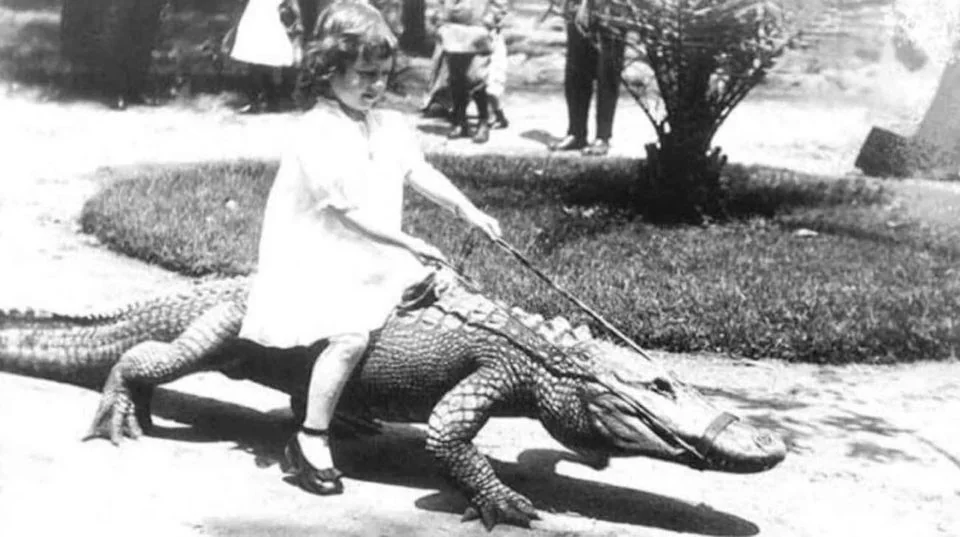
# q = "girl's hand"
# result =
<box><xmin>292</xmin><ymin>42</ymin><xmax>304</xmax><ymax>66</ymax></box>
<box><xmin>464</xmin><ymin>209</ymin><xmax>502</xmax><ymax>241</ymax></box>
<box><xmin>408</xmin><ymin>238</ymin><xmax>449</xmax><ymax>265</ymax></box>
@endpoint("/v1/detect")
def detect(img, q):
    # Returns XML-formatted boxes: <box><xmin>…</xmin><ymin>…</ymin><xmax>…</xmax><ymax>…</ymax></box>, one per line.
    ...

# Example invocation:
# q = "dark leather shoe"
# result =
<box><xmin>448</xmin><ymin>123</ymin><xmax>470</xmax><ymax>139</ymax></box>
<box><xmin>491</xmin><ymin>110</ymin><xmax>509</xmax><ymax>129</ymax></box>
<box><xmin>550</xmin><ymin>135</ymin><xmax>587</xmax><ymax>151</ymax></box>
<box><xmin>582</xmin><ymin>139</ymin><xmax>611</xmax><ymax>156</ymax></box>
<box><xmin>283</xmin><ymin>429</ymin><xmax>344</xmax><ymax>496</ymax></box>
<box><xmin>472</xmin><ymin>123</ymin><xmax>490</xmax><ymax>144</ymax></box>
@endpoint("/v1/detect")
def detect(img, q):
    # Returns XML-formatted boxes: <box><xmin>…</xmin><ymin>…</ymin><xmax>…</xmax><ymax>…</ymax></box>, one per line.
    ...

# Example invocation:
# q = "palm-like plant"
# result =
<box><xmin>584</xmin><ymin>0</ymin><xmax>799</xmax><ymax>222</ymax></box>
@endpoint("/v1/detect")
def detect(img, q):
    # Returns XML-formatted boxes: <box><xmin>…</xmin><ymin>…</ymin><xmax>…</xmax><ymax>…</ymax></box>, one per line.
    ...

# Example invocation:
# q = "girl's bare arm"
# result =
<box><xmin>333</xmin><ymin>208</ymin><xmax>446</xmax><ymax>262</ymax></box>
<box><xmin>406</xmin><ymin>163</ymin><xmax>502</xmax><ymax>239</ymax></box>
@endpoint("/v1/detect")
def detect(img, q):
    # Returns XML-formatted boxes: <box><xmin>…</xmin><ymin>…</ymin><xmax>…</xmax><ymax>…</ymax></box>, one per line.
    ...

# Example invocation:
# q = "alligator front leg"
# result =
<box><xmin>86</xmin><ymin>302</ymin><xmax>245</xmax><ymax>444</ymax></box>
<box><xmin>426</xmin><ymin>369</ymin><xmax>540</xmax><ymax>530</ymax></box>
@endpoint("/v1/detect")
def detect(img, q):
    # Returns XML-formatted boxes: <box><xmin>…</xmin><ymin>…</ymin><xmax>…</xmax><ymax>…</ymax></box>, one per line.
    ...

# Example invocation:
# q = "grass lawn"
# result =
<box><xmin>81</xmin><ymin>156</ymin><xmax>960</xmax><ymax>365</ymax></box>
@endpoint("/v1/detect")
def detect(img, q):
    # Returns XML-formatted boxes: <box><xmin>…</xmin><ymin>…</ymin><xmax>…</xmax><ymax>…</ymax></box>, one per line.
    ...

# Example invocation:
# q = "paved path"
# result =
<box><xmin>1</xmin><ymin>86</ymin><xmax>958</xmax><ymax>537</ymax></box>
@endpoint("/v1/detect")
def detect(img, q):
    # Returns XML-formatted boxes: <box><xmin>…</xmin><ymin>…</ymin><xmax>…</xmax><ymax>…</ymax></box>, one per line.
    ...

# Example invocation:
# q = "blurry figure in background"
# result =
<box><xmin>60</xmin><ymin>0</ymin><xmax>166</xmax><ymax>110</ymax></box>
<box><xmin>420</xmin><ymin>21</ymin><xmax>509</xmax><ymax>129</ymax></box>
<box><xmin>420</xmin><ymin>43</ymin><xmax>454</xmax><ymax>119</ymax></box>
<box><xmin>550</xmin><ymin>0</ymin><xmax>625</xmax><ymax>156</ymax></box>
<box><xmin>431</xmin><ymin>0</ymin><xmax>508</xmax><ymax>143</ymax></box>
<box><xmin>486</xmin><ymin>26</ymin><xmax>509</xmax><ymax>129</ymax></box>
<box><xmin>227</xmin><ymin>0</ymin><xmax>305</xmax><ymax>113</ymax></box>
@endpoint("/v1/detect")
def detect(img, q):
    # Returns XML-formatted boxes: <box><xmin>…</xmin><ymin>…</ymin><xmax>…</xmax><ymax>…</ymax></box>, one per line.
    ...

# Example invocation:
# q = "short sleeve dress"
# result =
<box><xmin>239</xmin><ymin>100</ymin><xmax>432</xmax><ymax>348</ymax></box>
<box><xmin>229</xmin><ymin>0</ymin><xmax>299</xmax><ymax>67</ymax></box>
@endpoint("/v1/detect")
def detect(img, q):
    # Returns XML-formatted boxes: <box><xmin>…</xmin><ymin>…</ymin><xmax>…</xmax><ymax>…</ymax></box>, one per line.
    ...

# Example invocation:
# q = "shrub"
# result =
<box><xmin>80</xmin><ymin>156</ymin><xmax>960</xmax><ymax>363</ymax></box>
<box><xmin>585</xmin><ymin>0</ymin><xmax>812</xmax><ymax>221</ymax></box>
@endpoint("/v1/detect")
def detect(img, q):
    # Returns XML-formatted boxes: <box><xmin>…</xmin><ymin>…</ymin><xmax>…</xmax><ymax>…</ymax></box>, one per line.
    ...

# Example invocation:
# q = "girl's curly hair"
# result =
<box><xmin>295</xmin><ymin>1</ymin><xmax>398</xmax><ymax>109</ymax></box>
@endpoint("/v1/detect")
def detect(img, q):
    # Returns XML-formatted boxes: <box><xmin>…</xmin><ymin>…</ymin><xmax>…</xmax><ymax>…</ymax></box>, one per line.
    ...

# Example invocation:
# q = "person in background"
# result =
<box><xmin>486</xmin><ymin>24</ymin><xmax>509</xmax><ymax>129</ymax></box>
<box><xmin>420</xmin><ymin>7</ymin><xmax>509</xmax><ymax>128</ymax></box>
<box><xmin>60</xmin><ymin>0</ymin><xmax>166</xmax><ymax>110</ymax></box>
<box><xmin>433</xmin><ymin>0</ymin><xmax>508</xmax><ymax>143</ymax></box>
<box><xmin>228</xmin><ymin>0</ymin><xmax>305</xmax><ymax>113</ymax></box>
<box><xmin>239</xmin><ymin>1</ymin><xmax>501</xmax><ymax>495</ymax></box>
<box><xmin>550</xmin><ymin>0</ymin><xmax>625</xmax><ymax>156</ymax></box>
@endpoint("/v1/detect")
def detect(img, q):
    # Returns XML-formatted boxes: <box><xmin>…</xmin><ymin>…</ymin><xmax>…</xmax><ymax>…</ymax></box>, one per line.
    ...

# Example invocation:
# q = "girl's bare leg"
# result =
<box><xmin>297</xmin><ymin>333</ymin><xmax>369</xmax><ymax>470</ymax></box>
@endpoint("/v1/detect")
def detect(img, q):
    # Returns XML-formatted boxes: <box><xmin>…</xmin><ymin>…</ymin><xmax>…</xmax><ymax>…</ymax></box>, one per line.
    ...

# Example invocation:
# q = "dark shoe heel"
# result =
<box><xmin>582</xmin><ymin>139</ymin><xmax>611</xmax><ymax>156</ymax></box>
<box><xmin>448</xmin><ymin>123</ymin><xmax>470</xmax><ymax>139</ymax></box>
<box><xmin>472</xmin><ymin>123</ymin><xmax>490</xmax><ymax>144</ymax></box>
<box><xmin>284</xmin><ymin>428</ymin><xmax>344</xmax><ymax>496</ymax></box>
<box><xmin>550</xmin><ymin>135</ymin><xmax>587</xmax><ymax>151</ymax></box>
<box><xmin>491</xmin><ymin>110</ymin><xmax>509</xmax><ymax>129</ymax></box>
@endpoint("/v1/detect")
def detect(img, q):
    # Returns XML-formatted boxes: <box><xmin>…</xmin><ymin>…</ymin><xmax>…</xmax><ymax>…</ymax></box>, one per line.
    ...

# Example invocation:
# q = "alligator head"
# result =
<box><xmin>547</xmin><ymin>340</ymin><xmax>786</xmax><ymax>474</ymax></box>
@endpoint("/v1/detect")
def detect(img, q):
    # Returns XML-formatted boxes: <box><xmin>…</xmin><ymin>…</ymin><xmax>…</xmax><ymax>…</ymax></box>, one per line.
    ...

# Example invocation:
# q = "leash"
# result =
<box><xmin>489</xmin><ymin>237</ymin><xmax>658</xmax><ymax>364</ymax></box>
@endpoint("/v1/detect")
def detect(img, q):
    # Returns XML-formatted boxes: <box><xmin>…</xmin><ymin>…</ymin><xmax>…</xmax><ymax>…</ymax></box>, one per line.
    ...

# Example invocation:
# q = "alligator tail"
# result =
<box><xmin>0</xmin><ymin>279</ymin><xmax>250</xmax><ymax>390</ymax></box>
<box><xmin>0</xmin><ymin>307</ymin><xmax>142</xmax><ymax>389</ymax></box>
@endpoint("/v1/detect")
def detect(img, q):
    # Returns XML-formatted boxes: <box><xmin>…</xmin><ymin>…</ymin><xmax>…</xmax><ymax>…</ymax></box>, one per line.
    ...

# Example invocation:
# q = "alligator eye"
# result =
<box><xmin>652</xmin><ymin>377</ymin><xmax>675</xmax><ymax>397</ymax></box>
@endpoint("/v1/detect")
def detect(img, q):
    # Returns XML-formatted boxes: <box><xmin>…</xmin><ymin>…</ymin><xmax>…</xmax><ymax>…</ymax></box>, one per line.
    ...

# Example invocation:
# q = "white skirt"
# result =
<box><xmin>229</xmin><ymin>0</ymin><xmax>298</xmax><ymax>67</ymax></box>
<box><xmin>487</xmin><ymin>31</ymin><xmax>508</xmax><ymax>98</ymax></box>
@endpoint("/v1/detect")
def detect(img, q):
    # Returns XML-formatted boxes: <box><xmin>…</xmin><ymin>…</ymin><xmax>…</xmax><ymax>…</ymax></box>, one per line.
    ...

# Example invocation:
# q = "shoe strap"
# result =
<box><xmin>300</xmin><ymin>426</ymin><xmax>330</xmax><ymax>437</ymax></box>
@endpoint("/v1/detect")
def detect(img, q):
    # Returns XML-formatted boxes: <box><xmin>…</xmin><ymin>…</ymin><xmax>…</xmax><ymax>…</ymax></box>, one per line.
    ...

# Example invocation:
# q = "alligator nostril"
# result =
<box><xmin>754</xmin><ymin>433</ymin><xmax>774</xmax><ymax>448</ymax></box>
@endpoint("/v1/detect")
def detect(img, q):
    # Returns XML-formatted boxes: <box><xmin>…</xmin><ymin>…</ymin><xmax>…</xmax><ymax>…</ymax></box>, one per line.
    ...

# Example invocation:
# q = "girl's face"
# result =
<box><xmin>329</xmin><ymin>55</ymin><xmax>392</xmax><ymax>113</ymax></box>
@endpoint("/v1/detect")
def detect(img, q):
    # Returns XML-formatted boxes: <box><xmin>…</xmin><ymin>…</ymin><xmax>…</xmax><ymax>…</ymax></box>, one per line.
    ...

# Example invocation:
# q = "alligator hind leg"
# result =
<box><xmin>86</xmin><ymin>302</ymin><xmax>245</xmax><ymax>444</ymax></box>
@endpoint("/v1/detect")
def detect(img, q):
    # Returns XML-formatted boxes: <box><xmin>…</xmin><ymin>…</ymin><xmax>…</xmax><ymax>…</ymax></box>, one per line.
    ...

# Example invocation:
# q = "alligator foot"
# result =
<box><xmin>462</xmin><ymin>486</ymin><xmax>540</xmax><ymax>530</ymax></box>
<box><xmin>85</xmin><ymin>368</ymin><xmax>149</xmax><ymax>444</ymax></box>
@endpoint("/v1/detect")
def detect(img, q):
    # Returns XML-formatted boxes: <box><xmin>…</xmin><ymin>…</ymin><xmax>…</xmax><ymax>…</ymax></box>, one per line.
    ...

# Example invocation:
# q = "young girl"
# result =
<box><xmin>238</xmin><ymin>1</ymin><xmax>501</xmax><ymax>496</ymax></box>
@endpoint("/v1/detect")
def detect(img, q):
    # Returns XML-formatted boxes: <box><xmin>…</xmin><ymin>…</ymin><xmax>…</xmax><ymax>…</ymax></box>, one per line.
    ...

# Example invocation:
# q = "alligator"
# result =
<box><xmin>0</xmin><ymin>272</ymin><xmax>786</xmax><ymax>530</ymax></box>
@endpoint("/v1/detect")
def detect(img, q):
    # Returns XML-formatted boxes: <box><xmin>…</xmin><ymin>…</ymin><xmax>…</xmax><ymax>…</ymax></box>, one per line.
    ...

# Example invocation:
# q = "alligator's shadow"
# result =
<box><xmin>149</xmin><ymin>387</ymin><xmax>759</xmax><ymax>536</ymax></box>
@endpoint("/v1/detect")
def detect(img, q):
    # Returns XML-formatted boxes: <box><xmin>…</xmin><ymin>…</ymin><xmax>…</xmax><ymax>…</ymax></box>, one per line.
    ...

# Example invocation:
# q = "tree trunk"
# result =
<box><xmin>640</xmin><ymin>95</ymin><xmax>727</xmax><ymax>223</ymax></box>
<box><xmin>642</xmin><ymin>125</ymin><xmax>727</xmax><ymax>223</ymax></box>
<box><xmin>912</xmin><ymin>57</ymin><xmax>960</xmax><ymax>170</ymax></box>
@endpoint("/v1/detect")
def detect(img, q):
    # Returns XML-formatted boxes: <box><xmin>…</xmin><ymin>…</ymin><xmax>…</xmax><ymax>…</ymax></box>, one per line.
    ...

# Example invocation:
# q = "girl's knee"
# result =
<box><xmin>327</xmin><ymin>332</ymin><xmax>370</xmax><ymax>356</ymax></box>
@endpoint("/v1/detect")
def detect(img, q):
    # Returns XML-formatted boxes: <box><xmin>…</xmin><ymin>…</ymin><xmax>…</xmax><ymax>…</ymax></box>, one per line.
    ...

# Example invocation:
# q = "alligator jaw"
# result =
<box><xmin>689</xmin><ymin>413</ymin><xmax>787</xmax><ymax>473</ymax></box>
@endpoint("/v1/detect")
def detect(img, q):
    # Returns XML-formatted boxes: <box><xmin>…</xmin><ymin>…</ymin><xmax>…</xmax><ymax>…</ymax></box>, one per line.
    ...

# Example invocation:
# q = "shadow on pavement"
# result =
<box><xmin>697</xmin><ymin>384</ymin><xmax>931</xmax><ymax>465</ymax></box>
<box><xmin>519</xmin><ymin>128</ymin><xmax>558</xmax><ymax>148</ymax></box>
<box><xmin>150</xmin><ymin>388</ymin><xmax>759</xmax><ymax>536</ymax></box>
<box><xmin>201</xmin><ymin>517</ymin><xmax>434</xmax><ymax>537</ymax></box>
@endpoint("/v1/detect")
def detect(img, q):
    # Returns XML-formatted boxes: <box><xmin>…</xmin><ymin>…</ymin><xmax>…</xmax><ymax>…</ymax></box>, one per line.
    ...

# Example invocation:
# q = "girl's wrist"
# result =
<box><xmin>456</xmin><ymin>204</ymin><xmax>477</xmax><ymax>221</ymax></box>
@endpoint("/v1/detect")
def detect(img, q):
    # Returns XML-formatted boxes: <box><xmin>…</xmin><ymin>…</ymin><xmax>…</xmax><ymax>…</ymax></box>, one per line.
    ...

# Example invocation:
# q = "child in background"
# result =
<box><xmin>486</xmin><ymin>25</ymin><xmax>509</xmax><ymax>129</ymax></box>
<box><xmin>434</xmin><ymin>0</ymin><xmax>508</xmax><ymax>143</ymax></box>
<box><xmin>238</xmin><ymin>1</ymin><xmax>502</xmax><ymax>495</ymax></box>
<box><xmin>228</xmin><ymin>0</ymin><xmax>305</xmax><ymax>113</ymax></box>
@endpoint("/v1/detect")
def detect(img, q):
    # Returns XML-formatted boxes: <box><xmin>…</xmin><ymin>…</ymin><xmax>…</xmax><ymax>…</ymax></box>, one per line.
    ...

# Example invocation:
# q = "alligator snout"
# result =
<box><xmin>697</xmin><ymin>416</ymin><xmax>787</xmax><ymax>473</ymax></box>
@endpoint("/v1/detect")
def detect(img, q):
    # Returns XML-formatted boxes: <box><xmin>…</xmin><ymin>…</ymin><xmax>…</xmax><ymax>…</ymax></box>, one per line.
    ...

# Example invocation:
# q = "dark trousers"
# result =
<box><xmin>61</xmin><ymin>0</ymin><xmax>165</xmax><ymax>99</ymax></box>
<box><xmin>447</xmin><ymin>52</ymin><xmax>489</xmax><ymax>126</ymax></box>
<box><xmin>563</xmin><ymin>23</ymin><xmax>625</xmax><ymax>141</ymax></box>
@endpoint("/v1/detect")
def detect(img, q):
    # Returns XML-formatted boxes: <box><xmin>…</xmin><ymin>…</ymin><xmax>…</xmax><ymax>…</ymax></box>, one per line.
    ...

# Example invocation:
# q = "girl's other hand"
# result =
<box><xmin>408</xmin><ymin>238</ymin><xmax>448</xmax><ymax>265</ymax></box>
<box><xmin>468</xmin><ymin>209</ymin><xmax>502</xmax><ymax>241</ymax></box>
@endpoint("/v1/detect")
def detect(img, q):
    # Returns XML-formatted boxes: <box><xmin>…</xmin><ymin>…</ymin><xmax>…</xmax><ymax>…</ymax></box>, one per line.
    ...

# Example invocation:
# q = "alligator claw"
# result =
<box><xmin>462</xmin><ymin>488</ymin><xmax>539</xmax><ymax>530</ymax></box>
<box><xmin>84</xmin><ymin>369</ymin><xmax>150</xmax><ymax>444</ymax></box>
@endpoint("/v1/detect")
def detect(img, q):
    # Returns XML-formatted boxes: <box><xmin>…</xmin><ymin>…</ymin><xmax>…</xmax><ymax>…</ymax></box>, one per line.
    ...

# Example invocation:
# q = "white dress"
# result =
<box><xmin>229</xmin><ymin>0</ymin><xmax>298</xmax><ymax>67</ymax></box>
<box><xmin>239</xmin><ymin>100</ymin><xmax>432</xmax><ymax>348</ymax></box>
<box><xmin>487</xmin><ymin>30</ymin><xmax>508</xmax><ymax>98</ymax></box>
